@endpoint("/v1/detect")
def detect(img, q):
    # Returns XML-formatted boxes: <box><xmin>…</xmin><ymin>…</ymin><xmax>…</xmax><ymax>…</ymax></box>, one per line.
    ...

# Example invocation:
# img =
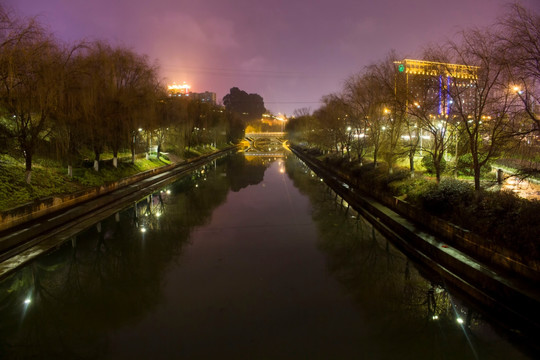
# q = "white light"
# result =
<box><xmin>432</xmin><ymin>315</ymin><xmax>439</xmax><ymax>320</ymax></box>
<box><xmin>457</xmin><ymin>318</ymin><xmax>464</xmax><ymax>324</ymax></box>
<box><xmin>166</xmin><ymin>190</ymin><xmax>171</xmax><ymax>194</ymax></box>
<box><xmin>140</xmin><ymin>227</ymin><xmax>146</xmax><ymax>233</ymax></box>
<box><xmin>156</xmin><ymin>212</ymin><xmax>161</xmax><ymax>218</ymax></box>
<box><xmin>24</xmin><ymin>298</ymin><xmax>31</xmax><ymax>305</ymax></box>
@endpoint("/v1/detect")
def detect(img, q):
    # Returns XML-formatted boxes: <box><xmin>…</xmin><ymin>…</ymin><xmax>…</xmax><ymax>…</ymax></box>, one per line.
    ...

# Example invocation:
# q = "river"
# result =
<box><xmin>0</xmin><ymin>152</ymin><xmax>531</xmax><ymax>359</ymax></box>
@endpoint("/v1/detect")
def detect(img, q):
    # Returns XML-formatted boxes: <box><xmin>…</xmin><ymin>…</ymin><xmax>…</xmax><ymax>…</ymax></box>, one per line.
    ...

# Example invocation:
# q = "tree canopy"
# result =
<box><xmin>222</xmin><ymin>87</ymin><xmax>265</xmax><ymax>122</ymax></box>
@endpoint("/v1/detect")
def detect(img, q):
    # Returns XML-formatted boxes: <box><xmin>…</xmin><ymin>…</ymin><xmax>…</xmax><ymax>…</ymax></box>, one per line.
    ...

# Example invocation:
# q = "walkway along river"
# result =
<box><xmin>0</xmin><ymin>151</ymin><xmax>534</xmax><ymax>359</ymax></box>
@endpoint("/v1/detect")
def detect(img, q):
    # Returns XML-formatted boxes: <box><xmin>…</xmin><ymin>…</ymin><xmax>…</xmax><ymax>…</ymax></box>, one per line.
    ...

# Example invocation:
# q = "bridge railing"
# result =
<box><xmin>245</xmin><ymin>132</ymin><xmax>286</xmax><ymax>138</ymax></box>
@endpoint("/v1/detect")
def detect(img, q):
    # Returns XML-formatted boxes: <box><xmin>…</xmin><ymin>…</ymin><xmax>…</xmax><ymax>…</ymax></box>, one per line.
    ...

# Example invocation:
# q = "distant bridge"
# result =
<box><xmin>245</xmin><ymin>132</ymin><xmax>286</xmax><ymax>140</ymax></box>
<box><xmin>243</xmin><ymin>132</ymin><xmax>288</xmax><ymax>156</ymax></box>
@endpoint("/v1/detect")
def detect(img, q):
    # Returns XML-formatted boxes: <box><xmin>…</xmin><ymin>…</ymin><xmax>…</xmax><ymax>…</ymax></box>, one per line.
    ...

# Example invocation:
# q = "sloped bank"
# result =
<box><xmin>0</xmin><ymin>147</ymin><xmax>237</xmax><ymax>238</ymax></box>
<box><xmin>290</xmin><ymin>145</ymin><xmax>540</xmax><ymax>344</ymax></box>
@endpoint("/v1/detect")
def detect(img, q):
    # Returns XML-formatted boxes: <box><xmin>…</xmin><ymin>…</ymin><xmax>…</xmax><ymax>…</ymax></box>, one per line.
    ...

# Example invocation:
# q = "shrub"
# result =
<box><xmin>421</xmin><ymin>155</ymin><xmax>447</xmax><ymax>175</ymax></box>
<box><xmin>418</xmin><ymin>178</ymin><xmax>475</xmax><ymax>215</ymax></box>
<box><xmin>457</xmin><ymin>153</ymin><xmax>492</xmax><ymax>177</ymax></box>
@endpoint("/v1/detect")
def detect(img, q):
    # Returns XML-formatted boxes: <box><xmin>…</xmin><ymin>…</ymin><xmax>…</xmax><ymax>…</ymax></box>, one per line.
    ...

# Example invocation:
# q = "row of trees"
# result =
<box><xmin>287</xmin><ymin>3</ymin><xmax>539</xmax><ymax>191</ymax></box>
<box><xmin>0</xmin><ymin>6</ymin><xmax>256</xmax><ymax>184</ymax></box>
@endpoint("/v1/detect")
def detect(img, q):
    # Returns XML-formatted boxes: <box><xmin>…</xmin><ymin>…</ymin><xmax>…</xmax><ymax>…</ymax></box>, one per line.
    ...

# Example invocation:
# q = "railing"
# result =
<box><xmin>245</xmin><ymin>132</ymin><xmax>286</xmax><ymax>138</ymax></box>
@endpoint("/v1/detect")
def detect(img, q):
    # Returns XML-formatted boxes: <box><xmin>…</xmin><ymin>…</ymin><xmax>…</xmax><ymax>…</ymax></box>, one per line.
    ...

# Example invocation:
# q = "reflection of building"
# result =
<box><xmin>167</xmin><ymin>83</ymin><xmax>216</xmax><ymax>105</ymax></box>
<box><xmin>394</xmin><ymin>59</ymin><xmax>478</xmax><ymax>116</ymax></box>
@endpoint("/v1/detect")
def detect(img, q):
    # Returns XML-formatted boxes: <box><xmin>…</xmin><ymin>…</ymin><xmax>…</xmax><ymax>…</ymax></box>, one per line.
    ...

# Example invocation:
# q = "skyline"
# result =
<box><xmin>4</xmin><ymin>0</ymin><xmax>538</xmax><ymax>115</ymax></box>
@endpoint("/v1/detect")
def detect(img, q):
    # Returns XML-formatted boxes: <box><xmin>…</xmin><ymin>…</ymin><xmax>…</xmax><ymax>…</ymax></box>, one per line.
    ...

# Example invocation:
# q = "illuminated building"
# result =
<box><xmin>394</xmin><ymin>59</ymin><xmax>478</xmax><ymax>116</ymax></box>
<box><xmin>167</xmin><ymin>83</ymin><xmax>216</xmax><ymax>105</ymax></box>
<box><xmin>167</xmin><ymin>82</ymin><xmax>191</xmax><ymax>97</ymax></box>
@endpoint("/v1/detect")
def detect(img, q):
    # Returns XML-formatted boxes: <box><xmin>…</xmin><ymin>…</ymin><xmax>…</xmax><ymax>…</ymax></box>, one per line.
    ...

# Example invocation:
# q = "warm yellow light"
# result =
<box><xmin>384</xmin><ymin>108</ymin><xmax>390</xmax><ymax>114</ymax></box>
<box><xmin>512</xmin><ymin>86</ymin><xmax>520</xmax><ymax>92</ymax></box>
<box><xmin>167</xmin><ymin>82</ymin><xmax>191</xmax><ymax>93</ymax></box>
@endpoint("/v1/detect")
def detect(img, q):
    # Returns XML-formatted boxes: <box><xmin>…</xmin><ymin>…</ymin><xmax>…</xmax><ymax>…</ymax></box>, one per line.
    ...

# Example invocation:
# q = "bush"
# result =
<box><xmin>457</xmin><ymin>153</ymin><xmax>492</xmax><ymax>177</ymax></box>
<box><xmin>418</xmin><ymin>178</ymin><xmax>475</xmax><ymax>215</ymax></box>
<box><xmin>421</xmin><ymin>155</ymin><xmax>446</xmax><ymax>175</ymax></box>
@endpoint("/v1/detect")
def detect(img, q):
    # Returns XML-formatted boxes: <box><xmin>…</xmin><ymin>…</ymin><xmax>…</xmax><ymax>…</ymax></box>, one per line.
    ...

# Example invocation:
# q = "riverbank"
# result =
<box><xmin>290</xmin><ymin>145</ymin><xmax>540</xmax><ymax>348</ymax></box>
<box><xmin>0</xmin><ymin>146</ymin><xmax>238</xmax><ymax>276</ymax></box>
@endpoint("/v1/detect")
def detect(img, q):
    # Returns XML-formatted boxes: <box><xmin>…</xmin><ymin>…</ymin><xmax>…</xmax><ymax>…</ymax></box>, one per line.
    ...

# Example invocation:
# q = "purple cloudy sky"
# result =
<box><xmin>4</xmin><ymin>0</ymin><xmax>538</xmax><ymax>115</ymax></box>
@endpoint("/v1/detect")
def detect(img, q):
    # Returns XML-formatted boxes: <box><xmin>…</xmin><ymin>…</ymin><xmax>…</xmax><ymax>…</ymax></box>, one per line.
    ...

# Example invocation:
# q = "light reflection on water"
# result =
<box><xmin>0</xmin><ymin>153</ymin><xmax>530</xmax><ymax>359</ymax></box>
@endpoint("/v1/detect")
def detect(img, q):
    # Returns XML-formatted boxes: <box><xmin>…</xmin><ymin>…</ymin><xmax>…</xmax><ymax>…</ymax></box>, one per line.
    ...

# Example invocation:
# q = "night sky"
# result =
<box><xmin>4</xmin><ymin>0</ymin><xmax>538</xmax><ymax>115</ymax></box>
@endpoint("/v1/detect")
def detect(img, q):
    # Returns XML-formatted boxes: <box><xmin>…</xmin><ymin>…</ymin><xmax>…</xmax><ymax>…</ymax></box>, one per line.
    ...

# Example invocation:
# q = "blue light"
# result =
<box><xmin>438</xmin><ymin>75</ymin><xmax>443</xmax><ymax>115</ymax></box>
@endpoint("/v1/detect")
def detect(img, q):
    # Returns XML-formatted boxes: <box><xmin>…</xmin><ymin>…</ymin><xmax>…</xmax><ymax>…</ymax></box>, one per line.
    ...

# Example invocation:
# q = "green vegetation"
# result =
<box><xmin>0</xmin><ymin>154</ymin><xmax>170</xmax><ymax>211</ymax></box>
<box><xmin>0</xmin><ymin>143</ymin><xmax>234</xmax><ymax>211</ymax></box>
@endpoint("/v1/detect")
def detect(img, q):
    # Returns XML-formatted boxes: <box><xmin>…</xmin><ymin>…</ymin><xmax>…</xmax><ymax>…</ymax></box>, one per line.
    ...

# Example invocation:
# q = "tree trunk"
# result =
<box><xmin>156</xmin><ymin>144</ymin><xmax>161</xmax><ymax>160</ymax></box>
<box><xmin>474</xmin><ymin>167</ymin><xmax>481</xmax><ymax>191</ymax></box>
<box><xmin>434</xmin><ymin>156</ymin><xmax>442</xmax><ymax>183</ymax></box>
<box><xmin>94</xmin><ymin>150</ymin><xmax>100</xmax><ymax>172</ymax></box>
<box><xmin>472</xmin><ymin>155</ymin><xmax>481</xmax><ymax>191</ymax></box>
<box><xmin>113</xmin><ymin>149</ymin><xmax>118</xmax><ymax>168</ymax></box>
<box><xmin>25</xmin><ymin>154</ymin><xmax>32</xmax><ymax>184</ymax></box>
<box><xmin>409</xmin><ymin>150</ymin><xmax>415</xmax><ymax>178</ymax></box>
<box><xmin>67</xmin><ymin>165</ymin><xmax>73</xmax><ymax>178</ymax></box>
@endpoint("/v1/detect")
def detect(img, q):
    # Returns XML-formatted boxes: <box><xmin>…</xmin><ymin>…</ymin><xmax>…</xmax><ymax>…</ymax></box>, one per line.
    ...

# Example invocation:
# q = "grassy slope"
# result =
<box><xmin>0</xmin><ymin>155</ymin><xmax>171</xmax><ymax>211</ymax></box>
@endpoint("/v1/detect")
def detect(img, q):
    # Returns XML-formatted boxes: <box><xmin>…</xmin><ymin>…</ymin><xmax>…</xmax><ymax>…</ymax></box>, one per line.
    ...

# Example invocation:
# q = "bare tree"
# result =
<box><xmin>498</xmin><ymin>3</ymin><xmax>540</xmax><ymax>131</ymax></box>
<box><xmin>365</xmin><ymin>53</ymin><xmax>407</xmax><ymax>173</ymax></box>
<box><xmin>343</xmin><ymin>71</ymin><xmax>387</xmax><ymax>168</ymax></box>
<box><xmin>313</xmin><ymin>94</ymin><xmax>349</xmax><ymax>155</ymax></box>
<box><xmin>447</xmin><ymin>28</ymin><xmax>519</xmax><ymax>190</ymax></box>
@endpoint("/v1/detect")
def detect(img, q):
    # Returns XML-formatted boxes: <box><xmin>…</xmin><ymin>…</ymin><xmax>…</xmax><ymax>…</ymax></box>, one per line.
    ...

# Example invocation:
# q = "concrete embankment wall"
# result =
<box><xmin>0</xmin><ymin>148</ymin><xmax>235</xmax><ymax>233</ymax></box>
<box><xmin>291</xmin><ymin>146</ymin><xmax>540</xmax><ymax>283</ymax></box>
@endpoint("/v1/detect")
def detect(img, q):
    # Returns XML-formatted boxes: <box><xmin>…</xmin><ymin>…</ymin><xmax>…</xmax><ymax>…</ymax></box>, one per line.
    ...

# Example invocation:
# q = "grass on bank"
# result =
<box><xmin>0</xmin><ymin>145</ymin><xmax>228</xmax><ymax>211</ymax></box>
<box><xmin>0</xmin><ymin>153</ymin><xmax>178</xmax><ymax>211</ymax></box>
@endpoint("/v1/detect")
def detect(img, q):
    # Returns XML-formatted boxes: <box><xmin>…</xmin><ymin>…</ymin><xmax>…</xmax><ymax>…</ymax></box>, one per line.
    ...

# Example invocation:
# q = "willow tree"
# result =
<box><xmin>0</xmin><ymin>9</ymin><xmax>64</xmax><ymax>183</ymax></box>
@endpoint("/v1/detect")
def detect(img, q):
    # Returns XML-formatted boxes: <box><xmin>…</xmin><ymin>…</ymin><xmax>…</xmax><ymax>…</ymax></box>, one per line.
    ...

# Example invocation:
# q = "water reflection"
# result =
<box><xmin>285</xmin><ymin>156</ymin><xmax>529</xmax><ymax>359</ymax></box>
<box><xmin>0</xmin><ymin>155</ymin><xmax>265</xmax><ymax>359</ymax></box>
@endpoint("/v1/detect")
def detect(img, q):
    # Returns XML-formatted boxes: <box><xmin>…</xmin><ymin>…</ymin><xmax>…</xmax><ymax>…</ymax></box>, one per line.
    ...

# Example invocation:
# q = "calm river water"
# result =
<box><xmin>0</xmin><ymin>152</ymin><xmax>531</xmax><ymax>359</ymax></box>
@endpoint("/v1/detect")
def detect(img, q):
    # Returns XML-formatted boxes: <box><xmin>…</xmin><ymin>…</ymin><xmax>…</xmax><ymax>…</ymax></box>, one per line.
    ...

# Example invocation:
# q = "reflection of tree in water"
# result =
<box><xmin>227</xmin><ymin>153</ymin><xmax>268</xmax><ymax>192</ymax></box>
<box><xmin>285</xmin><ymin>156</ymin><xmax>526</xmax><ymax>359</ymax></box>
<box><xmin>0</xmin><ymin>159</ymin><xmax>235</xmax><ymax>359</ymax></box>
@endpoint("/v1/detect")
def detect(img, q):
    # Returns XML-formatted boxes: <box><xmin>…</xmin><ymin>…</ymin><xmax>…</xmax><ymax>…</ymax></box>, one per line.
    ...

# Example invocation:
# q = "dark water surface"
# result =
<box><xmin>0</xmin><ymin>153</ymin><xmax>530</xmax><ymax>359</ymax></box>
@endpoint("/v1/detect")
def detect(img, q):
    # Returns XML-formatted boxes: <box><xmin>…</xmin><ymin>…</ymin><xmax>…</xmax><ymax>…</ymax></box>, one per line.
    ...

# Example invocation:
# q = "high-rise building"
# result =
<box><xmin>167</xmin><ymin>83</ymin><xmax>216</xmax><ymax>105</ymax></box>
<box><xmin>167</xmin><ymin>82</ymin><xmax>191</xmax><ymax>97</ymax></box>
<box><xmin>394</xmin><ymin>59</ymin><xmax>478</xmax><ymax>116</ymax></box>
<box><xmin>191</xmin><ymin>91</ymin><xmax>217</xmax><ymax>105</ymax></box>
